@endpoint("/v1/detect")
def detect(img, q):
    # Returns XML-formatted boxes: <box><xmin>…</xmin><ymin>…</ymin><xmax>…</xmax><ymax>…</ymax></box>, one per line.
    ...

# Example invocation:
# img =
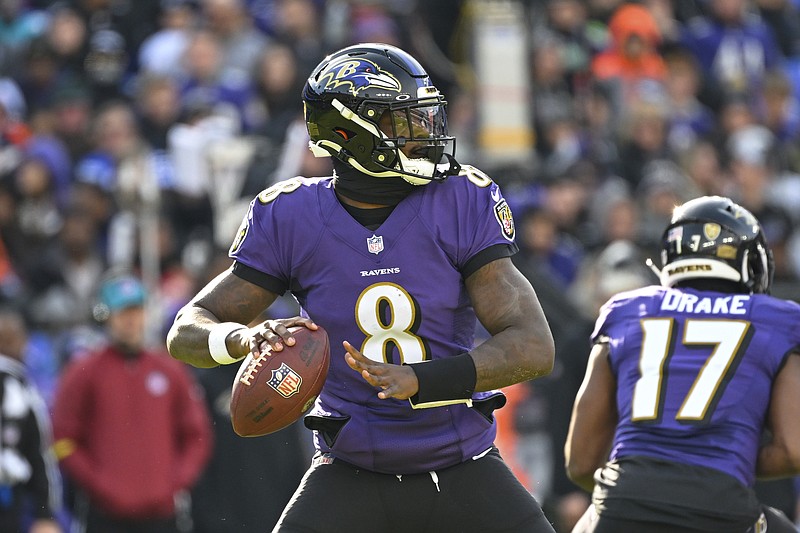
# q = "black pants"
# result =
<box><xmin>83</xmin><ymin>509</ymin><xmax>182</xmax><ymax>533</ymax></box>
<box><xmin>274</xmin><ymin>448</ymin><xmax>555</xmax><ymax>533</ymax></box>
<box><xmin>572</xmin><ymin>503</ymin><xmax>796</xmax><ymax>533</ymax></box>
<box><xmin>73</xmin><ymin>493</ymin><xmax>186</xmax><ymax>533</ymax></box>
<box><xmin>577</xmin><ymin>456</ymin><xmax>796</xmax><ymax>533</ymax></box>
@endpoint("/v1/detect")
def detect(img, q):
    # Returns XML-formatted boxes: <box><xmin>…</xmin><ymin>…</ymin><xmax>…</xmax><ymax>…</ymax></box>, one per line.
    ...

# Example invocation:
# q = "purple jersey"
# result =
<box><xmin>593</xmin><ymin>285</ymin><xmax>800</xmax><ymax>487</ymax></box>
<box><xmin>229</xmin><ymin>168</ymin><xmax>515</xmax><ymax>474</ymax></box>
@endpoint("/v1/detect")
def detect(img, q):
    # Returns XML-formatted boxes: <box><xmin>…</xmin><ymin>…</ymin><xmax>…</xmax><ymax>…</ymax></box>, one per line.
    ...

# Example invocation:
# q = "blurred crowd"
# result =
<box><xmin>0</xmin><ymin>0</ymin><xmax>797</xmax><ymax>531</ymax></box>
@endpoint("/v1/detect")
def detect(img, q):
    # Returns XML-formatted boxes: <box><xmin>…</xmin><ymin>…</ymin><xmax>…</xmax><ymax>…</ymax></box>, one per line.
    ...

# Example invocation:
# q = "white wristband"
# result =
<box><xmin>208</xmin><ymin>322</ymin><xmax>247</xmax><ymax>365</ymax></box>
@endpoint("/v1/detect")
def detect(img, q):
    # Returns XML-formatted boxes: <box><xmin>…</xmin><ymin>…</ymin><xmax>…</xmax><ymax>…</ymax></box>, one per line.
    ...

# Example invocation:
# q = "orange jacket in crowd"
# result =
<box><xmin>591</xmin><ymin>3</ymin><xmax>667</xmax><ymax>84</ymax></box>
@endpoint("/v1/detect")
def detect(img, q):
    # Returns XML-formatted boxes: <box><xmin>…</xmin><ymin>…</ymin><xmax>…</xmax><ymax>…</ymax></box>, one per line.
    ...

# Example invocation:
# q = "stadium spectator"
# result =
<box><xmin>12</xmin><ymin>157</ymin><xmax>62</xmax><ymax>253</ymax></box>
<box><xmin>0</xmin><ymin>1</ymin><xmax>49</xmax><ymax>72</ymax></box>
<box><xmin>677</xmin><ymin>138</ymin><xmax>729</xmax><ymax>196</ymax></box>
<box><xmin>757</xmin><ymin>69</ymin><xmax>800</xmax><ymax>154</ymax></box>
<box><xmin>52</xmin><ymin>273</ymin><xmax>212</xmax><ymax>533</ymax></box>
<box><xmin>134</xmin><ymin>74</ymin><xmax>183</xmax><ymax>152</ymax></box>
<box><xmin>680</xmin><ymin>0</ymin><xmax>784</xmax><ymax>111</ymax></box>
<box><xmin>253</xmin><ymin>42</ymin><xmax>304</xmax><ymax>130</ymax></box>
<box><xmin>71</xmin><ymin>0</ymin><xmax>162</xmax><ymax>78</ymax></box>
<box><xmin>199</xmin><ymin>0</ymin><xmax>271</xmax><ymax>85</ymax></box>
<box><xmin>271</xmin><ymin>0</ymin><xmax>326</xmax><ymax>76</ymax></box>
<box><xmin>615</xmin><ymin>99</ymin><xmax>675</xmax><ymax>191</ymax></box>
<box><xmin>177</xmin><ymin>28</ymin><xmax>258</xmax><ymax>131</ymax></box>
<box><xmin>635</xmin><ymin>158</ymin><xmax>700</xmax><ymax>250</ymax></box>
<box><xmin>575</xmin><ymin>82</ymin><xmax>619</xmax><ymax>176</ymax></box>
<box><xmin>41</xmin><ymin>5</ymin><xmax>87</xmax><ymax>78</ymax></box>
<box><xmin>590</xmin><ymin>3</ymin><xmax>667</xmax><ymax>116</ymax></box>
<box><xmin>755</xmin><ymin>0</ymin><xmax>800</xmax><ymax>58</ymax></box>
<box><xmin>662</xmin><ymin>47</ymin><xmax>716</xmax><ymax>156</ymax></box>
<box><xmin>166</xmin><ymin>87</ymin><xmax>239</xmax><ymax>248</ymax></box>
<box><xmin>515</xmin><ymin>206</ymin><xmax>584</xmax><ymax>290</ymax></box>
<box><xmin>138</xmin><ymin>0</ymin><xmax>197</xmax><ymax>78</ymax></box>
<box><xmin>45</xmin><ymin>78</ymin><xmax>94</xmax><ymax>165</ymax></box>
<box><xmin>25</xmin><ymin>208</ymin><xmax>106</xmax><ymax>356</ymax></box>
<box><xmin>533</xmin><ymin>0</ymin><xmax>602</xmax><ymax>90</ymax></box>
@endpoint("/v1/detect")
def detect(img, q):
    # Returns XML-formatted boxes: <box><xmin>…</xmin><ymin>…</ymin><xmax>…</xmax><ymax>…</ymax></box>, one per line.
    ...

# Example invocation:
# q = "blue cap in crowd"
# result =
<box><xmin>99</xmin><ymin>276</ymin><xmax>146</xmax><ymax>312</ymax></box>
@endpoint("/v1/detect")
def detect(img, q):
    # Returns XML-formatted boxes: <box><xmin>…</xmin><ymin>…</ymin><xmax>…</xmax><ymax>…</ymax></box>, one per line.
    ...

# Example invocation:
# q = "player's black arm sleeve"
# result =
<box><xmin>461</xmin><ymin>243</ymin><xmax>518</xmax><ymax>279</ymax></box>
<box><xmin>232</xmin><ymin>261</ymin><xmax>289</xmax><ymax>295</ymax></box>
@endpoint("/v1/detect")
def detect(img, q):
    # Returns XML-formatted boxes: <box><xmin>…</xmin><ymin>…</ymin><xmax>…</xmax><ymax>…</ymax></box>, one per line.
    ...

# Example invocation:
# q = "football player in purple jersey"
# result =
<box><xmin>167</xmin><ymin>43</ymin><xmax>556</xmax><ymax>532</ymax></box>
<box><xmin>565</xmin><ymin>196</ymin><xmax>800</xmax><ymax>533</ymax></box>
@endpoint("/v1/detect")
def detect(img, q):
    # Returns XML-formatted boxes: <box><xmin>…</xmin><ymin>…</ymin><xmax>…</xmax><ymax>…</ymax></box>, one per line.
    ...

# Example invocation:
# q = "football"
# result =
<box><xmin>230</xmin><ymin>325</ymin><xmax>330</xmax><ymax>437</ymax></box>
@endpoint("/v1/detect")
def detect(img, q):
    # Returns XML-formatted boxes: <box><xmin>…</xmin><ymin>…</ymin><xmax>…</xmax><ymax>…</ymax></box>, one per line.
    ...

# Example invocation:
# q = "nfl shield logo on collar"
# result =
<box><xmin>367</xmin><ymin>234</ymin><xmax>384</xmax><ymax>255</ymax></box>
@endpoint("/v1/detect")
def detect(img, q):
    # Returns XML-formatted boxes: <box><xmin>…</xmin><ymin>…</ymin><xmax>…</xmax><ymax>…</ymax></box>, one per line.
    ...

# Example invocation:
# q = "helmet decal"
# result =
<box><xmin>318</xmin><ymin>58</ymin><xmax>402</xmax><ymax>97</ymax></box>
<box><xmin>717</xmin><ymin>244</ymin><xmax>737</xmax><ymax>259</ymax></box>
<box><xmin>703</xmin><ymin>223</ymin><xmax>721</xmax><ymax>240</ymax></box>
<box><xmin>667</xmin><ymin>226</ymin><xmax>683</xmax><ymax>243</ymax></box>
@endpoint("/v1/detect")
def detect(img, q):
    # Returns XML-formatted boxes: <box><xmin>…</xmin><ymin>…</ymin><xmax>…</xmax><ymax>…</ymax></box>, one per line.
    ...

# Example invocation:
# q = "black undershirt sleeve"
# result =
<box><xmin>461</xmin><ymin>243</ymin><xmax>519</xmax><ymax>278</ymax></box>
<box><xmin>232</xmin><ymin>262</ymin><xmax>288</xmax><ymax>295</ymax></box>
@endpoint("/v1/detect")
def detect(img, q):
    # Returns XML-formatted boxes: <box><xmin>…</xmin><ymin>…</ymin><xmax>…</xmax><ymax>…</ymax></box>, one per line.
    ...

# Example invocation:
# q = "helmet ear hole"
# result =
<box><xmin>334</xmin><ymin>128</ymin><xmax>355</xmax><ymax>141</ymax></box>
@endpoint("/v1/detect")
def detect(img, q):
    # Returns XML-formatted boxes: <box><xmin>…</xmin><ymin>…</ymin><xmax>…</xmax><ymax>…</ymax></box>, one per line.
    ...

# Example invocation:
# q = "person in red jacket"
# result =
<box><xmin>52</xmin><ymin>274</ymin><xmax>212</xmax><ymax>533</ymax></box>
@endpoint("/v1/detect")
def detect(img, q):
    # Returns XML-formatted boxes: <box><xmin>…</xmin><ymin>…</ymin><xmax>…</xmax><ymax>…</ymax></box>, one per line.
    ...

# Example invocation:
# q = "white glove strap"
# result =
<box><xmin>208</xmin><ymin>322</ymin><xmax>246</xmax><ymax>365</ymax></box>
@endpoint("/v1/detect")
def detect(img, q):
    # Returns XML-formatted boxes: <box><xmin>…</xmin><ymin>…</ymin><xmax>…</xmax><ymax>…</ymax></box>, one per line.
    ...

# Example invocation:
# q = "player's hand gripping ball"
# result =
<box><xmin>230</xmin><ymin>325</ymin><xmax>330</xmax><ymax>437</ymax></box>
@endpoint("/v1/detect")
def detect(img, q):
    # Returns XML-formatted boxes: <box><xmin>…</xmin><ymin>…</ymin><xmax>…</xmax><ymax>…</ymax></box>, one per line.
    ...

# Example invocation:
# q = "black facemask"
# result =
<box><xmin>332</xmin><ymin>160</ymin><xmax>419</xmax><ymax>206</ymax></box>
